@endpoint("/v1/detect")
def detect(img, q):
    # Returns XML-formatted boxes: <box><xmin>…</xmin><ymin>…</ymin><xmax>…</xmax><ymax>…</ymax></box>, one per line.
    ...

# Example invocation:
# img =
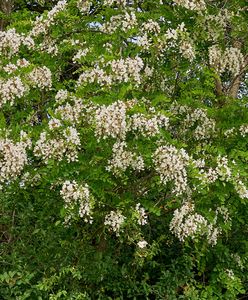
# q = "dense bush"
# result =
<box><xmin>0</xmin><ymin>0</ymin><xmax>247</xmax><ymax>299</ymax></box>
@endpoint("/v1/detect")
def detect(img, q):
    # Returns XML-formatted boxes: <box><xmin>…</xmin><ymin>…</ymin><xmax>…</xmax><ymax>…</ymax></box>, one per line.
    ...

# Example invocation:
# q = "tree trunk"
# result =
<box><xmin>228</xmin><ymin>55</ymin><xmax>248</xmax><ymax>98</ymax></box>
<box><xmin>0</xmin><ymin>0</ymin><xmax>14</xmax><ymax>30</ymax></box>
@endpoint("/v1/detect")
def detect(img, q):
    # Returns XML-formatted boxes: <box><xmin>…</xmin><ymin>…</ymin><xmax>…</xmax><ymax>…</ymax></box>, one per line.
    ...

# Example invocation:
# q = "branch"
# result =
<box><xmin>228</xmin><ymin>54</ymin><xmax>248</xmax><ymax>98</ymax></box>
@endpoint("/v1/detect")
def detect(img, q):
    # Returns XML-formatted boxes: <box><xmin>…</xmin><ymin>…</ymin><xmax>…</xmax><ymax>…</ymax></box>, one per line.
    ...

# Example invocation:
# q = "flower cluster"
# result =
<box><xmin>185</xmin><ymin>108</ymin><xmax>215</xmax><ymax>140</ymax></box>
<box><xmin>3</xmin><ymin>58</ymin><xmax>30</xmax><ymax>74</ymax></box>
<box><xmin>48</xmin><ymin>118</ymin><xmax>62</xmax><ymax>130</ymax></box>
<box><xmin>77</xmin><ymin>66</ymin><xmax>112</xmax><ymax>86</ymax></box>
<box><xmin>162</xmin><ymin>22</ymin><xmax>196</xmax><ymax>61</ymax></box>
<box><xmin>0</xmin><ymin>137</ymin><xmax>29</xmax><ymax>184</ymax></box>
<box><xmin>78</xmin><ymin>57</ymin><xmax>145</xmax><ymax>87</ymax></box>
<box><xmin>34</xmin><ymin>126</ymin><xmax>81</xmax><ymax>163</ymax></box>
<box><xmin>234</xmin><ymin>180</ymin><xmax>248</xmax><ymax>200</ymax></box>
<box><xmin>38</xmin><ymin>37</ymin><xmax>59</xmax><ymax>56</ymax></box>
<box><xmin>198</xmin><ymin>155</ymin><xmax>232</xmax><ymax>184</ymax></box>
<box><xmin>136</xmin><ymin>34</ymin><xmax>151</xmax><ymax>50</ymax></box>
<box><xmin>0</xmin><ymin>29</ymin><xmax>34</xmax><ymax>57</ymax></box>
<box><xmin>72</xmin><ymin>48</ymin><xmax>90</xmax><ymax>63</ymax></box>
<box><xmin>135</xmin><ymin>203</ymin><xmax>148</xmax><ymax>225</ymax></box>
<box><xmin>153</xmin><ymin>144</ymin><xmax>190</xmax><ymax>195</ymax></box>
<box><xmin>0</xmin><ymin>76</ymin><xmax>27</xmax><ymax>107</ymax></box>
<box><xmin>240</xmin><ymin>124</ymin><xmax>248</xmax><ymax>137</ymax></box>
<box><xmin>225</xmin><ymin>269</ymin><xmax>235</xmax><ymax>280</ymax></box>
<box><xmin>55</xmin><ymin>98</ymin><xmax>89</xmax><ymax>124</ymax></box>
<box><xmin>171</xmin><ymin>105</ymin><xmax>215</xmax><ymax>141</ymax></box>
<box><xmin>173</xmin><ymin>0</ymin><xmax>206</xmax><ymax>11</ymax></box>
<box><xmin>109</xmin><ymin>57</ymin><xmax>144</xmax><ymax>84</ymax></box>
<box><xmin>60</xmin><ymin>180</ymin><xmax>92</xmax><ymax>224</ymax></box>
<box><xmin>55</xmin><ymin>89</ymin><xmax>69</xmax><ymax>103</ymax></box>
<box><xmin>77</xmin><ymin>0</ymin><xmax>91</xmax><ymax>14</ymax></box>
<box><xmin>104</xmin><ymin>0</ymin><xmax>128</xmax><ymax>6</ymax></box>
<box><xmin>209</xmin><ymin>46</ymin><xmax>244</xmax><ymax>76</ymax></box>
<box><xmin>106</xmin><ymin>141</ymin><xmax>144</xmax><ymax>175</ymax></box>
<box><xmin>95</xmin><ymin>101</ymin><xmax>127</xmax><ymax>140</ymax></box>
<box><xmin>130</xmin><ymin>113</ymin><xmax>169</xmax><ymax>137</ymax></box>
<box><xmin>137</xmin><ymin>240</ymin><xmax>148</xmax><ymax>248</ymax></box>
<box><xmin>216</xmin><ymin>156</ymin><xmax>232</xmax><ymax>181</ymax></box>
<box><xmin>142</xmin><ymin>19</ymin><xmax>160</xmax><ymax>35</ymax></box>
<box><xmin>28</xmin><ymin>66</ymin><xmax>52</xmax><ymax>89</ymax></box>
<box><xmin>31</xmin><ymin>0</ymin><xmax>68</xmax><ymax>37</ymax></box>
<box><xmin>170</xmin><ymin>202</ymin><xmax>220</xmax><ymax>245</ymax></box>
<box><xmin>203</xmin><ymin>9</ymin><xmax>233</xmax><ymax>42</ymax></box>
<box><xmin>179</xmin><ymin>40</ymin><xmax>195</xmax><ymax>61</ymax></box>
<box><xmin>101</xmin><ymin>11</ymin><xmax>137</xmax><ymax>34</ymax></box>
<box><xmin>104</xmin><ymin>210</ymin><xmax>126</xmax><ymax>236</ymax></box>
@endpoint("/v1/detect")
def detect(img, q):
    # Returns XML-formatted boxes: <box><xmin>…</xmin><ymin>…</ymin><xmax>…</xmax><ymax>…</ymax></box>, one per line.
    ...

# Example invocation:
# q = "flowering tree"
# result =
<box><xmin>0</xmin><ymin>0</ymin><xmax>247</xmax><ymax>298</ymax></box>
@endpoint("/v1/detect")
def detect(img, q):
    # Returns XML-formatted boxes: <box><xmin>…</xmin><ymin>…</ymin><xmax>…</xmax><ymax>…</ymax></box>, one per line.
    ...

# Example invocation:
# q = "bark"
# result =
<box><xmin>215</xmin><ymin>77</ymin><xmax>224</xmax><ymax>97</ymax></box>
<box><xmin>228</xmin><ymin>55</ymin><xmax>248</xmax><ymax>98</ymax></box>
<box><xmin>0</xmin><ymin>0</ymin><xmax>14</xmax><ymax>30</ymax></box>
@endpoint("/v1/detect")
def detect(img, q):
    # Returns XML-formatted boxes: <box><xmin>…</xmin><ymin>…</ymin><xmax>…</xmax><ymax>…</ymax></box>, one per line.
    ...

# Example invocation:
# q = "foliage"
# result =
<box><xmin>0</xmin><ymin>0</ymin><xmax>248</xmax><ymax>299</ymax></box>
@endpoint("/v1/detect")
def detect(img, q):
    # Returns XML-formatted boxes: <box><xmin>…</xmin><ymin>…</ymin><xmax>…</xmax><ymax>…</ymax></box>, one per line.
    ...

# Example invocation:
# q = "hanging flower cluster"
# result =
<box><xmin>209</xmin><ymin>45</ymin><xmax>244</xmax><ymax>76</ymax></box>
<box><xmin>170</xmin><ymin>202</ymin><xmax>220</xmax><ymax>245</ymax></box>
<box><xmin>0</xmin><ymin>76</ymin><xmax>27</xmax><ymax>107</ymax></box>
<box><xmin>60</xmin><ymin>180</ymin><xmax>93</xmax><ymax>224</ymax></box>
<box><xmin>0</xmin><ymin>133</ymin><xmax>31</xmax><ymax>184</ymax></box>
<box><xmin>153</xmin><ymin>144</ymin><xmax>190</xmax><ymax>195</ymax></box>
<box><xmin>106</xmin><ymin>141</ymin><xmax>144</xmax><ymax>175</ymax></box>
<box><xmin>104</xmin><ymin>210</ymin><xmax>126</xmax><ymax>236</ymax></box>
<box><xmin>34</xmin><ymin>126</ymin><xmax>81</xmax><ymax>163</ymax></box>
<box><xmin>173</xmin><ymin>0</ymin><xmax>206</xmax><ymax>11</ymax></box>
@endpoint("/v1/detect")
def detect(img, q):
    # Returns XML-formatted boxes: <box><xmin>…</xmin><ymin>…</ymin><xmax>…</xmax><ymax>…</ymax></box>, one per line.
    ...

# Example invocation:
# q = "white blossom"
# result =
<box><xmin>95</xmin><ymin>101</ymin><xmax>127</xmax><ymax>140</ymax></box>
<box><xmin>60</xmin><ymin>180</ymin><xmax>92</xmax><ymax>224</ymax></box>
<box><xmin>137</xmin><ymin>240</ymin><xmax>148</xmax><ymax>248</ymax></box>
<box><xmin>173</xmin><ymin>0</ymin><xmax>206</xmax><ymax>11</ymax></box>
<box><xmin>55</xmin><ymin>89</ymin><xmax>69</xmax><ymax>103</ymax></box>
<box><xmin>101</xmin><ymin>11</ymin><xmax>137</xmax><ymax>34</ymax></box>
<box><xmin>107</xmin><ymin>141</ymin><xmax>144</xmax><ymax>175</ymax></box>
<box><xmin>153</xmin><ymin>144</ymin><xmax>190</xmax><ymax>195</ymax></box>
<box><xmin>72</xmin><ymin>48</ymin><xmax>90</xmax><ymax>63</ymax></box>
<box><xmin>34</xmin><ymin>127</ymin><xmax>81</xmax><ymax>163</ymax></box>
<box><xmin>239</xmin><ymin>124</ymin><xmax>248</xmax><ymax>137</ymax></box>
<box><xmin>170</xmin><ymin>202</ymin><xmax>220</xmax><ymax>245</ymax></box>
<box><xmin>235</xmin><ymin>180</ymin><xmax>248</xmax><ymax>199</ymax></box>
<box><xmin>135</xmin><ymin>203</ymin><xmax>148</xmax><ymax>225</ymax></box>
<box><xmin>31</xmin><ymin>1</ymin><xmax>68</xmax><ymax>37</ymax></box>
<box><xmin>209</xmin><ymin>45</ymin><xmax>244</xmax><ymax>76</ymax></box>
<box><xmin>28</xmin><ymin>66</ymin><xmax>52</xmax><ymax>89</ymax></box>
<box><xmin>3</xmin><ymin>58</ymin><xmax>30</xmax><ymax>74</ymax></box>
<box><xmin>104</xmin><ymin>210</ymin><xmax>126</xmax><ymax>235</ymax></box>
<box><xmin>0</xmin><ymin>76</ymin><xmax>27</xmax><ymax>107</ymax></box>
<box><xmin>130</xmin><ymin>113</ymin><xmax>169</xmax><ymax>137</ymax></box>
<box><xmin>0</xmin><ymin>138</ymin><xmax>28</xmax><ymax>183</ymax></box>
<box><xmin>77</xmin><ymin>0</ymin><xmax>91</xmax><ymax>14</ymax></box>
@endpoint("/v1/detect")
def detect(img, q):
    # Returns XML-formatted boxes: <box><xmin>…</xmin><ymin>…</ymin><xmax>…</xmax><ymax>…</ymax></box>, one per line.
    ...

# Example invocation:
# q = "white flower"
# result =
<box><xmin>107</xmin><ymin>141</ymin><xmax>144</xmax><ymax>175</ymax></box>
<box><xmin>137</xmin><ymin>240</ymin><xmax>148</xmax><ymax>248</ymax></box>
<box><xmin>28</xmin><ymin>66</ymin><xmax>52</xmax><ymax>89</ymax></box>
<box><xmin>95</xmin><ymin>101</ymin><xmax>127</xmax><ymax>140</ymax></box>
<box><xmin>104</xmin><ymin>211</ymin><xmax>126</xmax><ymax>236</ymax></box>
<box><xmin>173</xmin><ymin>0</ymin><xmax>206</xmax><ymax>11</ymax></box>
<box><xmin>60</xmin><ymin>180</ymin><xmax>92</xmax><ymax>224</ymax></box>
<box><xmin>135</xmin><ymin>203</ymin><xmax>148</xmax><ymax>225</ymax></box>
<box><xmin>0</xmin><ymin>76</ymin><xmax>27</xmax><ymax>107</ymax></box>
<box><xmin>0</xmin><ymin>138</ymin><xmax>28</xmax><ymax>183</ymax></box>
<box><xmin>153</xmin><ymin>144</ymin><xmax>189</xmax><ymax>195</ymax></box>
<box><xmin>170</xmin><ymin>202</ymin><xmax>220</xmax><ymax>245</ymax></box>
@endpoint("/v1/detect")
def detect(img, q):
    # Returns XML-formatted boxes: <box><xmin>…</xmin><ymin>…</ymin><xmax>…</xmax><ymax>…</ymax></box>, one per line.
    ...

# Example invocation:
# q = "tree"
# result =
<box><xmin>0</xmin><ymin>0</ymin><xmax>247</xmax><ymax>298</ymax></box>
